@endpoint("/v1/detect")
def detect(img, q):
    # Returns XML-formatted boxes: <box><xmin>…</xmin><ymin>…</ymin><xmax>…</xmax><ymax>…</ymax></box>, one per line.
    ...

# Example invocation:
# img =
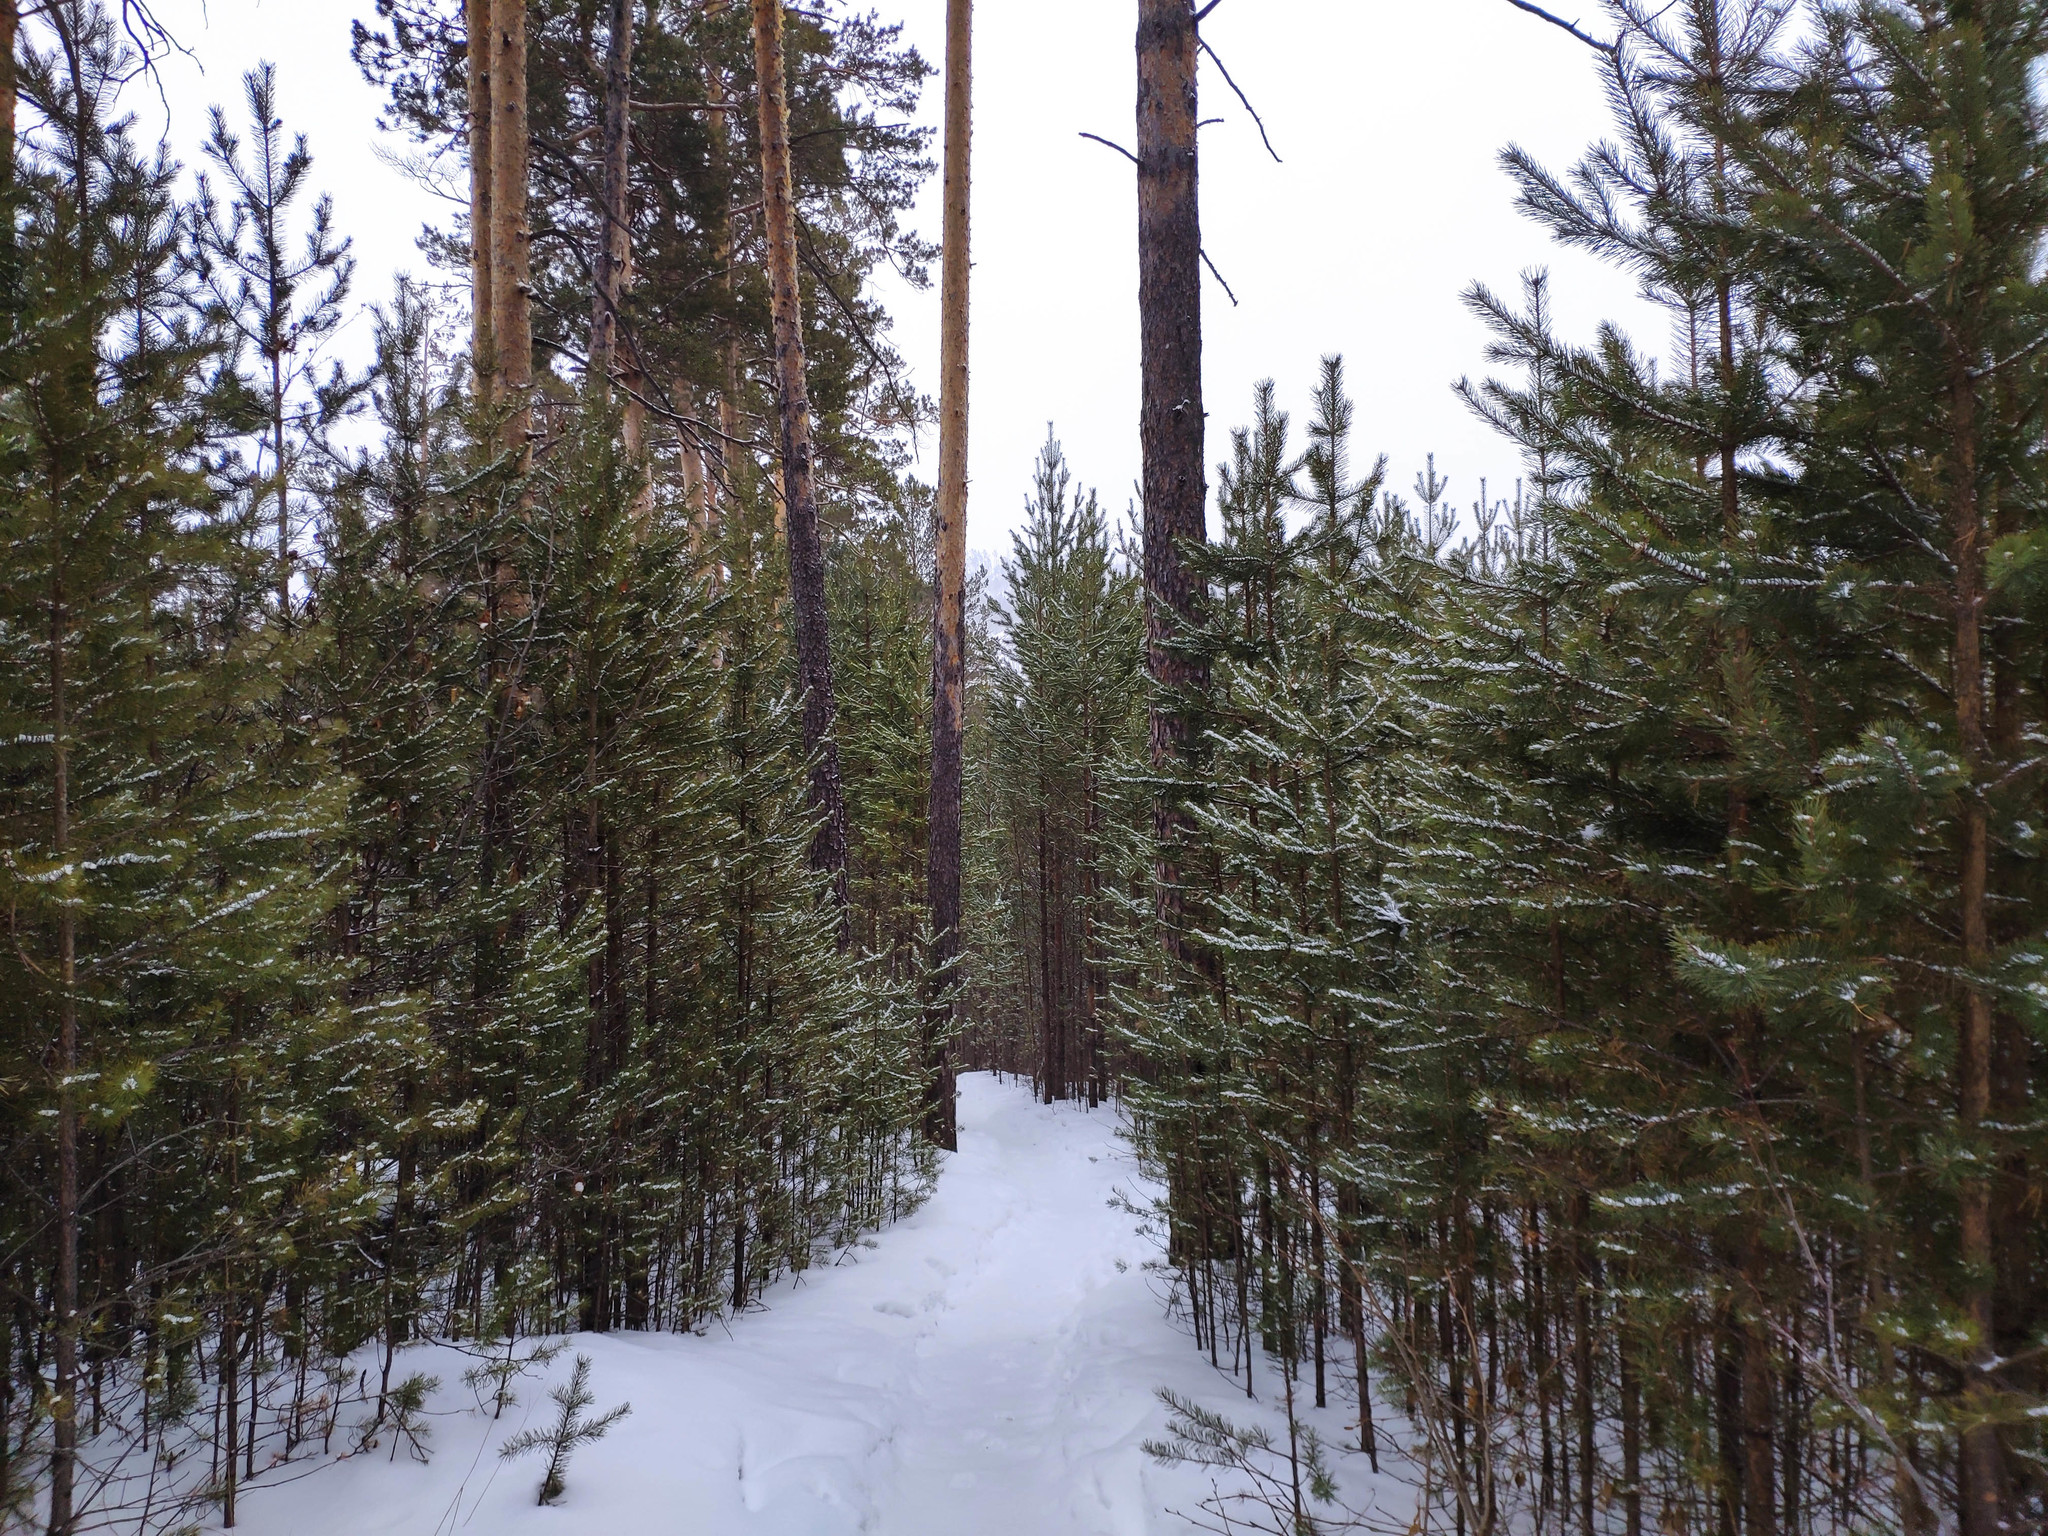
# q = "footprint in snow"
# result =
<box><xmin>873</xmin><ymin>1298</ymin><xmax>916</xmax><ymax>1318</ymax></box>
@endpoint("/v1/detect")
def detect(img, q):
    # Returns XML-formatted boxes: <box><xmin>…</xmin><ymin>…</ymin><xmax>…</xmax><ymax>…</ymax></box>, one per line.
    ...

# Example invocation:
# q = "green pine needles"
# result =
<box><xmin>1146</xmin><ymin>1389</ymin><xmax>1351</xmax><ymax>1536</ymax></box>
<box><xmin>970</xmin><ymin>431</ymin><xmax>1145</xmax><ymax>1101</ymax></box>
<box><xmin>1095</xmin><ymin>5</ymin><xmax>2048</xmax><ymax>1534</ymax></box>
<box><xmin>497</xmin><ymin>1354</ymin><xmax>630</xmax><ymax>1506</ymax></box>
<box><xmin>9</xmin><ymin>1</ymin><xmax>2048</xmax><ymax>1534</ymax></box>
<box><xmin>0</xmin><ymin>4</ymin><xmax>938</xmax><ymax>1529</ymax></box>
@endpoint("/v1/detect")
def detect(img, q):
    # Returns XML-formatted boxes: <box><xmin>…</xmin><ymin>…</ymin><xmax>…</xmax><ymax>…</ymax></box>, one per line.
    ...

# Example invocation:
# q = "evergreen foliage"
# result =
<box><xmin>6</xmin><ymin>2</ymin><xmax>2048</xmax><ymax>1535</ymax></box>
<box><xmin>496</xmin><ymin>1353</ymin><xmax>628</xmax><ymax>1505</ymax></box>
<box><xmin>1145</xmin><ymin>1387</ymin><xmax>1348</xmax><ymax>1536</ymax></box>
<box><xmin>0</xmin><ymin>5</ymin><xmax>939</xmax><ymax>1530</ymax></box>
<box><xmin>1111</xmin><ymin>7</ymin><xmax>2048</xmax><ymax>1535</ymax></box>
<box><xmin>830</xmin><ymin>489</ymin><xmax>936</xmax><ymax>970</ymax></box>
<box><xmin>966</xmin><ymin>432</ymin><xmax>1144</xmax><ymax>1099</ymax></box>
<box><xmin>350</xmin><ymin>0</ymin><xmax>933</xmax><ymax>498</ymax></box>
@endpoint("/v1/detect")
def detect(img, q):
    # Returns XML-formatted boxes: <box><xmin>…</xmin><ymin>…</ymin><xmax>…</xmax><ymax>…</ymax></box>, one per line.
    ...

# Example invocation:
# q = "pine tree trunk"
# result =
<box><xmin>703</xmin><ymin>0</ymin><xmax>742</xmax><ymax>548</ymax></box>
<box><xmin>1701</xmin><ymin>29</ymin><xmax>1785</xmax><ymax>1521</ymax></box>
<box><xmin>1715</xmin><ymin>1279</ymin><xmax>1744</xmax><ymax>1536</ymax></box>
<box><xmin>1082</xmin><ymin>760</ymin><xmax>1103</xmax><ymax>1106</ymax></box>
<box><xmin>220</xmin><ymin>1028</ymin><xmax>244</xmax><ymax>1527</ymax></box>
<box><xmin>605</xmin><ymin>831</ymin><xmax>627</xmax><ymax>1075</ymax></box>
<box><xmin>219</xmin><ymin>1307</ymin><xmax>237</xmax><ymax>1528</ymax></box>
<box><xmin>1050</xmin><ymin>844</ymin><xmax>1067</xmax><ymax>1099</ymax></box>
<box><xmin>1988</xmin><ymin>492</ymin><xmax>2032</xmax><ymax>1413</ymax></box>
<box><xmin>0</xmin><ymin>0</ymin><xmax>15</xmax><ymax>308</ymax></box>
<box><xmin>1571</xmin><ymin>1199</ymin><xmax>1596</xmax><ymax>1536</ymax></box>
<box><xmin>1309</xmin><ymin>1153</ymin><xmax>1326</xmax><ymax>1410</ymax></box>
<box><xmin>1620</xmin><ymin>1322</ymin><xmax>1643</xmax><ymax>1536</ymax></box>
<box><xmin>588</xmin><ymin>0</ymin><xmax>634</xmax><ymax>391</ymax></box>
<box><xmin>1135</xmin><ymin>0</ymin><xmax>1206</xmax><ymax>952</ymax></box>
<box><xmin>47</xmin><ymin>567</ymin><xmax>79</xmax><ymax>1536</ymax></box>
<box><xmin>1741</xmin><ymin>1239</ymin><xmax>1777</xmax><ymax>1536</ymax></box>
<box><xmin>271</xmin><ymin>346</ymin><xmax>291</xmax><ymax>620</ymax></box>
<box><xmin>1339</xmin><ymin>1178</ymin><xmax>1376</xmax><ymax>1468</ymax></box>
<box><xmin>479</xmin><ymin>0</ymin><xmax>532</xmax><ymax>1022</ymax></box>
<box><xmin>1</xmin><ymin>1292</ymin><xmax>13</xmax><ymax>1505</ymax></box>
<box><xmin>2</xmin><ymin>0</ymin><xmax>17</xmax><ymax>194</ymax></box>
<box><xmin>671</xmin><ymin>380</ymin><xmax>705</xmax><ymax>540</ymax></box>
<box><xmin>1948</xmin><ymin>360</ymin><xmax>2006</xmax><ymax>1536</ymax></box>
<box><xmin>245</xmin><ymin>1294</ymin><xmax>261</xmax><ymax>1479</ymax></box>
<box><xmin>750</xmin><ymin>0</ymin><xmax>849</xmax><ymax>931</ymax></box>
<box><xmin>466</xmin><ymin>0</ymin><xmax>494</xmax><ymax>396</ymax></box>
<box><xmin>1530</xmin><ymin>1213</ymin><xmax>1555</xmax><ymax>1524</ymax></box>
<box><xmin>1036</xmin><ymin>793</ymin><xmax>1053</xmax><ymax>1103</ymax></box>
<box><xmin>922</xmin><ymin>0</ymin><xmax>970</xmax><ymax>1154</ymax></box>
<box><xmin>489</xmin><ymin>0</ymin><xmax>532</xmax><ymax>452</ymax></box>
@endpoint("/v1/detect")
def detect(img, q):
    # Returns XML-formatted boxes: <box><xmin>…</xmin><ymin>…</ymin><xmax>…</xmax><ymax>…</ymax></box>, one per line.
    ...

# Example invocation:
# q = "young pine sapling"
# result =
<box><xmin>384</xmin><ymin>1372</ymin><xmax>439</xmax><ymax>1463</ymax></box>
<box><xmin>497</xmin><ymin>1355</ymin><xmax>630</xmax><ymax>1506</ymax></box>
<box><xmin>1146</xmin><ymin>1388</ymin><xmax>1360</xmax><ymax>1536</ymax></box>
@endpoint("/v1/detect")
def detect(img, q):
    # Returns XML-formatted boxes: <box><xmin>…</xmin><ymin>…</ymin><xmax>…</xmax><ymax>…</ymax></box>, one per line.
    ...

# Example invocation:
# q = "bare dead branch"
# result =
<box><xmin>1505</xmin><ymin>0</ymin><xmax>1619</xmax><ymax>53</ymax></box>
<box><xmin>1196</xmin><ymin>38</ymin><xmax>1280</xmax><ymax>163</ymax></box>
<box><xmin>1199</xmin><ymin>247</ymin><xmax>1238</xmax><ymax>307</ymax></box>
<box><xmin>795</xmin><ymin>222</ymin><xmax>923</xmax><ymax>431</ymax></box>
<box><xmin>1079</xmin><ymin>130</ymin><xmax>1140</xmax><ymax>167</ymax></box>
<box><xmin>631</xmin><ymin>98</ymin><xmax>739</xmax><ymax>114</ymax></box>
<box><xmin>29</xmin><ymin>0</ymin><xmax>189</xmax><ymax>114</ymax></box>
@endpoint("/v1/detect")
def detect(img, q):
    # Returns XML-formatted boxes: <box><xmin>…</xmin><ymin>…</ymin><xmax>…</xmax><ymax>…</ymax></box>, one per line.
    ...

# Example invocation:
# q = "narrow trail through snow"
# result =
<box><xmin>226</xmin><ymin>1073</ymin><xmax>1396</xmax><ymax>1535</ymax></box>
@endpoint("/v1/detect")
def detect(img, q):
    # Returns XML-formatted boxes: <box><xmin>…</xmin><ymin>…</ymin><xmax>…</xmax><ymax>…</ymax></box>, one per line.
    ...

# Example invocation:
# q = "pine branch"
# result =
<box><xmin>1199</xmin><ymin>248</ymin><xmax>1239</xmax><ymax>308</ymax></box>
<box><xmin>1078</xmin><ymin>131</ymin><xmax>1140</xmax><ymax>167</ymax></box>
<box><xmin>1196</xmin><ymin>39</ymin><xmax>1281</xmax><ymax>163</ymax></box>
<box><xmin>1503</xmin><ymin>0</ymin><xmax>1618</xmax><ymax>53</ymax></box>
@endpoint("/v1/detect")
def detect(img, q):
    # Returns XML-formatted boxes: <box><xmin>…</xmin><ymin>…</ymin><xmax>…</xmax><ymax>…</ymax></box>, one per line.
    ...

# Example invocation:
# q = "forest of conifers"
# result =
<box><xmin>0</xmin><ymin>0</ymin><xmax>2044</xmax><ymax>1533</ymax></box>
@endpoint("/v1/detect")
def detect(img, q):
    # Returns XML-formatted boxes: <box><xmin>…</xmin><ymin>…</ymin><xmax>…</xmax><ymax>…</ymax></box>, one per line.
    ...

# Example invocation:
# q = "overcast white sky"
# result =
<box><xmin>138</xmin><ymin>0</ymin><xmax>1660</xmax><ymax>553</ymax></box>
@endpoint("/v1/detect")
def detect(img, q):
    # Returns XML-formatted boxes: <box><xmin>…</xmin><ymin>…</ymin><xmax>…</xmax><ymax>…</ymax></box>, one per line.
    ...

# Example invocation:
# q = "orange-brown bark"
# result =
<box><xmin>466</xmin><ymin>0</ymin><xmax>493</xmax><ymax>398</ymax></box>
<box><xmin>1136</xmin><ymin>0</ymin><xmax>1206</xmax><ymax>950</ymax></box>
<box><xmin>923</xmin><ymin>0</ymin><xmax>971</xmax><ymax>1152</ymax></box>
<box><xmin>489</xmin><ymin>0</ymin><xmax>532</xmax><ymax>454</ymax></box>
<box><xmin>750</xmin><ymin>0</ymin><xmax>849</xmax><ymax>927</ymax></box>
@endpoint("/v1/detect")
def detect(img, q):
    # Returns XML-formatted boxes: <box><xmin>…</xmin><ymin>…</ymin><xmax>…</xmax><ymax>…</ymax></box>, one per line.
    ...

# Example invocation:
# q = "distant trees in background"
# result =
<box><xmin>959</xmin><ymin>434</ymin><xmax>1145</xmax><ymax>1100</ymax></box>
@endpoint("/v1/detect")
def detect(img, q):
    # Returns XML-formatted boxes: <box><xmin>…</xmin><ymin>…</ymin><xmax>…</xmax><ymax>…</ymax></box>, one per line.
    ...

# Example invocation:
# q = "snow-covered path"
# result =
<box><xmin>225</xmin><ymin>1073</ymin><xmax>1398</xmax><ymax>1535</ymax></box>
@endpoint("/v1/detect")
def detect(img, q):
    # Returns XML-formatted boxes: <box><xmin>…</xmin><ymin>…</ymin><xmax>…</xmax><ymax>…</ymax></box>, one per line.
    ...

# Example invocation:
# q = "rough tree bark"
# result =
<box><xmin>1136</xmin><ymin>0</ymin><xmax>1206</xmax><ymax>953</ymax></box>
<box><xmin>1949</xmin><ymin>358</ymin><xmax>2006</xmax><ymax>1536</ymax></box>
<box><xmin>1741</xmin><ymin>1240</ymin><xmax>1777</xmax><ymax>1536</ymax></box>
<box><xmin>3</xmin><ymin>0</ymin><xmax>16</xmax><ymax>322</ymax></box>
<box><xmin>923</xmin><ymin>0</ymin><xmax>970</xmax><ymax>1152</ymax></box>
<box><xmin>750</xmin><ymin>0</ymin><xmax>849</xmax><ymax>932</ymax></box>
<box><xmin>47</xmin><ymin>575</ymin><xmax>78</xmax><ymax>1536</ymax></box>
<box><xmin>489</xmin><ymin>0</ymin><xmax>532</xmax><ymax>453</ymax></box>
<box><xmin>703</xmin><ymin>0</ymin><xmax>741</xmax><ymax>548</ymax></box>
<box><xmin>269</xmin><ymin>283</ymin><xmax>292</xmax><ymax>620</ymax></box>
<box><xmin>1036</xmin><ymin>794</ymin><xmax>1054</xmax><ymax>1102</ymax></box>
<box><xmin>1700</xmin><ymin>22</ymin><xmax>1778</xmax><ymax>1526</ymax></box>
<box><xmin>2</xmin><ymin>0</ymin><xmax>17</xmax><ymax>197</ymax></box>
<box><xmin>466</xmin><ymin>0</ymin><xmax>493</xmax><ymax>395</ymax></box>
<box><xmin>588</xmin><ymin>0</ymin><xmax>633</xmax><ymax>391</ymax></box>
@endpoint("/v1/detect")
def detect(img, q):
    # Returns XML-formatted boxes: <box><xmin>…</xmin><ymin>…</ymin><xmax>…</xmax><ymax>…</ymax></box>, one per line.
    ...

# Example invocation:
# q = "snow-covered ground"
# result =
<box><xmin>218</xmin><ymin>1072</ymin><xmax>1408</xmax><ymax>1535</ymax></box>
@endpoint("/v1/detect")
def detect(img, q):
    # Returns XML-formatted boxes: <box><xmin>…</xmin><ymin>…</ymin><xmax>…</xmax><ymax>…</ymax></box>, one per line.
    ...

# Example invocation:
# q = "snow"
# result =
<box><xmin>215</xmin><ymin>1072</ymin><xmax>1408</xmax><ymax>1536</ymax></box>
